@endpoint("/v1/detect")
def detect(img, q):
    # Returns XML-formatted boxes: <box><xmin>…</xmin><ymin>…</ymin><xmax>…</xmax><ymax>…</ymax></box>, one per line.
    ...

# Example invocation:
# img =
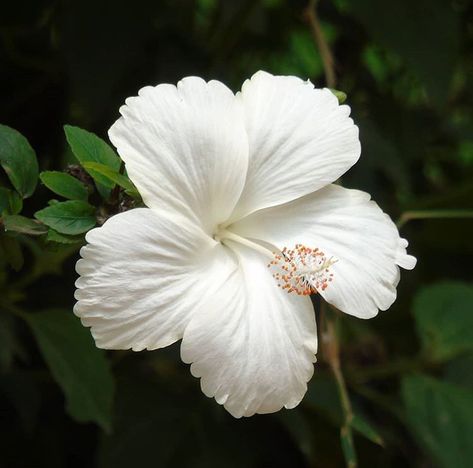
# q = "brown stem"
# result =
<box><xmin>304</xmin><ymin>0</ymin><xmax>336</xmax><ymax>88</ymax></box>
<box><xmin>109</xmin><ymin>161</ymin><xmax>125</xmax><ymax>206</ymax></box>
<box><xmin>321</xmin><ymin>306</ymin><xmax>357</xmax><ymax>467</ymax></box>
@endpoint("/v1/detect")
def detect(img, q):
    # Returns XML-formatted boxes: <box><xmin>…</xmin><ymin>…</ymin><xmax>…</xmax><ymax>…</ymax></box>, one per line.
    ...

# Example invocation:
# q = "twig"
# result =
<box><xmin>346</xmin><ymin>357</ymin><xmax>438</xmax><ymax>384</ymax></box>
<box><xmin>321</xmin><ymin>307</ymin><xmax>357</xmax><ymax>467</ymax></box>
<box><xmin>304</xmin><ymin>0</ymin><xmax>336</xmax><ymax>88</ymax></box>
<box><xmin>109</xmin><ymin>161</ymin><xmax>125</xmax><ymax>207</ymax></box>
<box><xmin>397</xmin><ymin>209</ymin><xmax>473</xmax><ymax>228</ymax></box>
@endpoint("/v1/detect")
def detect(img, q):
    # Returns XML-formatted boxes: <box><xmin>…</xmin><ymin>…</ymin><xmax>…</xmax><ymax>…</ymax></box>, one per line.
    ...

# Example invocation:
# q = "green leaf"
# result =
<box><xmin>40</xmin><ymin>171</ymin><xmax>88</xmax><ymax>201</ymax></box>
<box><xmin>22</xmin><ymin>310</ymin><xmax>115</xmax><ymax>431</ymax></box>
<box><xmin>340</xmin><ymin>426</ymin><xmax>357</xmax><ymax>468</ymax></box>
<box><xmin>3</xmin><ymin>214</ymin><xmax>48</xmax><ymax>235</ymax></box>
<box><xmin>401</xmin><ymin>374</ymin><xmax>473</xmax><ymax>468</ymax></box>
<box><xmin>351</xmin><ymin>413</ymin><xmax>383</xmax><ymax>446</ymax></box>
<box><xmin>19</xmin><ymin>235</ymin><xmax>80</xmax><ymax>278</ymax></box>
<box><xmin>413</xmin><ymin>282</ymin><xmax>473</xmax><ymax>361</ymax></box>
<box><xmin>329</xmin><ymin>88</ymin><xmax>347</xmax><ymax>104</ymax></box>
<box><xmin>34</xmin><ymin>200</ymin><xmax>96</xmax><ymax>235</ymax></box>
<box><xmin>0</xmin><ymin>124</ymin><xmax>39</xmax><ymax>198</ymax></box>
<box><xmin>82</xmin><ymin>162</ymin><xmax>139</xmax><ymax>197</ymax></box>
<box><xmin>64</xmin><ymin>125</ymin><xmax>120</xmax><ymax>194</ymax></box>
<box><xmin>0</xmin><ymin>187</ymin><xmax>22</xmax><ymax>215</ymax></box>
<box><xmin>46</xmin><ymin>228</ymin><xmax>84</xmax><ymax>244</ymax></box>
<box><xmin>444</xmin><ymin>354</ymin><xmax>473</xmax><ymax>390</ymax></box>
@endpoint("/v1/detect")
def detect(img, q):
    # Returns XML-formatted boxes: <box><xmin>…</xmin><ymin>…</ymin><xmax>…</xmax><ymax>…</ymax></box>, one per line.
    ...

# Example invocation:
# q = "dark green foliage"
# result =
<box><xmin>0</xmin><ymin>187</ymin><xmax>22</xmax><ymax>215</ymax></box>
<box><xmin>402</xmin><ymin>375</ymin><xmax>473</xmax><ymax>468</ymax></box>
<box><xmin>0</xmin><ymin>0</ymin><xmax>472</xmax><ymax>467</ymax></box>
<box><xmin>64</xmin><ymin>125</ymin><xmax>121</xmax><ymax>197</ymax></box>
<box><xmin>35</xmin><ymin>200</ymin><xmax>96</xmax><ymax>235</ymax></box>
<box><xmin>413</xmin><ymin>282</ymin><xmax>473</xmax><ymax>361</ymax></box>
<box><xmin>350</xmin><ymin>414</ymin><xmax>383</xmax><ymax>447</ymax></box>
<box><xmin>0</xmin><ymin>124</ymin><xmax>38</xmax><ymax>198</ymax></box>
<box><xmin>40</xmin><ymin>171</ymin><xmax>89</xmax><ymax>201</ymax></box>
<box><xmin>0</xmin><ymin>234</ymin><xmax>24</xmax><ymax>271</ymax></box>
<box><xmin>46</xmin><ymin>228</ymin><xmax>84</xmax><ymax>244</ymax></box>
<box><xmin>23</xmin><ymin>310</ymin><xmax>115</xmax><ymax>432</ymax></box>
<box><xmin>347</xmin><ymin>0</ymin><xmax>460</xmax><ymax>106</ymax></box>
<box><xmin>82</xmin><ymin>162</ymin><xmax>139</xmax><ymax>198</ymax></box>
<box><xmin>3</xmin><ymin>214</ymin><xmax>48</xmax><ymax>235</ymax></box>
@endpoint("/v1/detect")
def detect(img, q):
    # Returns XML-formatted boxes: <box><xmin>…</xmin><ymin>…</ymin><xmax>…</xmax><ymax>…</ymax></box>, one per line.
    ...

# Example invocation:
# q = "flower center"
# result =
<box><xmin>267</xmin><ymin>244</ymin><xmax>337</xmax><ymax>296</ymax></box>
<box><xmin>213</xmin><ymin>227</ymin><xmax>275</xmax><ymax>258</ymax></box>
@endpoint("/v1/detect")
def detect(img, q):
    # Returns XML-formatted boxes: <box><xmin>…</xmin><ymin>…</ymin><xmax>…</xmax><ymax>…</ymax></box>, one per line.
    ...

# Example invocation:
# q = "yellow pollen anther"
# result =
<box><xmin>268</xmin><ymin>244</ymin><xmax>337</xmax><ymax>296</ymax></box>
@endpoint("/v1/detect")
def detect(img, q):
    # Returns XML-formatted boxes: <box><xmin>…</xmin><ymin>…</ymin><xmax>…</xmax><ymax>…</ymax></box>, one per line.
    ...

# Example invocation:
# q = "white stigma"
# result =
<box><xmin>267</xmin><ymin>244</ymin><xmax>337</xmax><ymax>296</ymax></box>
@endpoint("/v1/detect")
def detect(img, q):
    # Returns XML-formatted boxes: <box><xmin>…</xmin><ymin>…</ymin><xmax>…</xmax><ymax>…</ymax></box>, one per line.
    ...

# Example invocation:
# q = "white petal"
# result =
<box><xmin>229</xmin><ymin>71</ymin><xmax>361</xmax><ymax>221</ymax></box>
<box><xmin>181</xmin><ymin>242</ymin><xmax>317</xmax><ymax>418</ymax></box>
<box><xmin>109</xmin><ymin>77</ymin><xmax>249</xmax><ymax>233</ymax></box>
<box><xmin>231</xmin><ymin>185</ymin><xmax>416</xmax><ymax>319</ymax></box>
<box><xmin>74</xmin><ymin>208</ymin><xmax>237</xmax><ymax>351</ymax></box>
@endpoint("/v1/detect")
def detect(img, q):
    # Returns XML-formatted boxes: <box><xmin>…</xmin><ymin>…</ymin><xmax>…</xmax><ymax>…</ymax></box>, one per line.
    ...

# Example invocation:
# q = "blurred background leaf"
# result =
<box><xmin>413</xmin><ymin>282</ymin><xmax>473</xmax><ymax>361</ymax></box>
<box><xmin>23</xmin><ymin>309</ymin><xmax>115</xmax><ymax>432</ymax></box>
<box><xmin>1</xmin><ymin>0</ymin><xmax>473</xmax><ymax>466</ymax></box>
<box><xmin>401</xmin><ymin>374</ymin><xmax>473</xmax><ymax>468</ymax></box>
<box><xmin>0</xmin><ymin>124</ymin><xmax>38</xmax><ymax>198</ymax></box>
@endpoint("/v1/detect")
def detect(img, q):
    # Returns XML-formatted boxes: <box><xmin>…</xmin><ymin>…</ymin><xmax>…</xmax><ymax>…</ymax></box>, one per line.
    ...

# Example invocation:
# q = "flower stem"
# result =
<box><xmin>321</xmin><ymin>306</ymin><xmax>357</xmax><ymax>468</ymax></box>
<box><xmin>397</xmin><ymin>209</ymin><xmax>473</xmax><ymax>228</ymax></box>
<box><xmin>304</xmin><ymin>0</ymin><xmax>336</xmax><ymax>88</ymax></box>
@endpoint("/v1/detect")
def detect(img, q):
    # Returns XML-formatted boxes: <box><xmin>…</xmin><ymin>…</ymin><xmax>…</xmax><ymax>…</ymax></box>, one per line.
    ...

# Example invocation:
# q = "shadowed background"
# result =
<box><xmin>1</xmin><ymin>0</ymin><xmax>473</xmax><ymax>467</ymax></box>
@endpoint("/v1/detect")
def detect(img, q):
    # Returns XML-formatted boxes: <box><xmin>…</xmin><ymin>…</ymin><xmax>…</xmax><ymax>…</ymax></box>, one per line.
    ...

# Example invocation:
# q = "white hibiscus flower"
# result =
<box><xmin>74</xmin><ymin>71</ymin><xmax>416</xmax><ymax>418</ymax></box>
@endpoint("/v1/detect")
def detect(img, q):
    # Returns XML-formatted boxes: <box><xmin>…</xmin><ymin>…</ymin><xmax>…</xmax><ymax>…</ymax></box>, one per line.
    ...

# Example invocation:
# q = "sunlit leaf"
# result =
<box><xmin>34</xmin><ymin>200</ymin><xmax>96</xmax><ymax>235</ymax></box>
<box><xmin>82</xmin><ymin>162</ymin><xmax>139</xmax><ymax>197</ymax></box>
<box><xmin>23</xmin><ymin>310</ymin><xmax>115</xmax><ymax>431</ymax></box>
<box><xmin>64</xmin><ymin>125</ymin><xmax>120</xmax><ymax>196</ymax></box>
<box><xmin>40</xmin><ymin>171</ymin><xmax>88</xmax><ymax>201</ymax></box>
<box><xmin>0</xmin><ymin>125</ymin><xmax>39</xmax><ymax>198</ymax></box>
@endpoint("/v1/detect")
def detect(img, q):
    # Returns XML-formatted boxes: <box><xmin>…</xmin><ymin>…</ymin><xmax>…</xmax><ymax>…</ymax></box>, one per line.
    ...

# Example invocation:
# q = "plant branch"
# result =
<box><xmin>109</xmin><ymin>161</ymin><xmax>126</xmax><ymax>206</ymax></box>
<box><xmin>397</xmin><ymin>209</ymin><xmax>473</xmax><ymax>228</ymax></box>
<box><xmin>346</xmin><ymin>356</ymin><xmax>439</xmax><ymax>384</ymax></box>
<box><xmin>321</xmin><ymin>307</ymin><xmax>357</xmax><ymax>467</ymax></box>
<box><xmin>304</xmin><ymin>0</ymin><xmax>336</xmax><ymax>88</ymax></box>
